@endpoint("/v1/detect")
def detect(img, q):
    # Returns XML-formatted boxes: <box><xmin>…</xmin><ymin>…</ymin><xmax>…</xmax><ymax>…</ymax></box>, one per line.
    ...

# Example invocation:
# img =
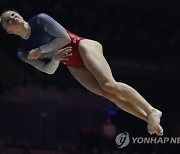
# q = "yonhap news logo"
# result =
<box><xmin>115</xmin><ymin>132</ymin><xmax>130</xmax><ymax>148</ymax></box>
<box><xmin>115</xmin><ymin>132</ymin><xmax>180</xmax><ymax>149</ymax></box>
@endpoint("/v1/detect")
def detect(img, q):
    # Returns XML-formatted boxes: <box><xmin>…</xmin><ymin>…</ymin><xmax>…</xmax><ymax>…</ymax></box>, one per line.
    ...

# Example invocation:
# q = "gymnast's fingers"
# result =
<box><xmin>61</xmin><ymin>58</ymin><xmax>69</xmax><ymax>61</ymax></box>
<box><xmin>60</xmin><ymin>46</ymin><xmax>72</xmax><ymax>52</ymax></box>
<box><xmin>27</xmin><ymin>53</ymin><xmax>32</xmax><ymax>60</ymax></box>
<box><xmin>61</xmin><ymin>48</ymin><xmax>72</xmax><ymax>54</ymax></box>
<box><xmin>28</xmin><ymin>53</ymin><xmax>37</xmax><ymax>60</ymax></box>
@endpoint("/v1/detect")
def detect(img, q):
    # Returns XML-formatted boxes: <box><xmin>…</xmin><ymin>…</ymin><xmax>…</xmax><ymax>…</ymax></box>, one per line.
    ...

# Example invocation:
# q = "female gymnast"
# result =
<box><xmin>0</xmin><ymin>10</ymin><xmax>163</xmax><ymax>136</ymax></box>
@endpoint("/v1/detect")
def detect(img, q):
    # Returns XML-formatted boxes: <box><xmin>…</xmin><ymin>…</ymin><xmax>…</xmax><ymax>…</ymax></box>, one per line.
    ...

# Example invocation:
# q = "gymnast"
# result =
<box><xmin>0</xmin><ymin>10</ymin><xmax>163</xmax><ymax>136</ymax></box>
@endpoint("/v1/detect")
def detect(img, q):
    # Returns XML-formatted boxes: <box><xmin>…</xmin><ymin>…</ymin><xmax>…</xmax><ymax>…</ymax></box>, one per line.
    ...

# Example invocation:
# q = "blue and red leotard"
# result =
<box><xmin>18</xmin><ymin>13</ymin><xmax>85</xmax><ymax>74</ymax></box>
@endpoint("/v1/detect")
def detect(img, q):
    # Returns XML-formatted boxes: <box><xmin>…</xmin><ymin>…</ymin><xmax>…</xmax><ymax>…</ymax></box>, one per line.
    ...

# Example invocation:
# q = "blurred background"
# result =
<box><xmin>0</xmin><ymin>0</ymin><xmax>180</xmax><ymax>154</ymax></box>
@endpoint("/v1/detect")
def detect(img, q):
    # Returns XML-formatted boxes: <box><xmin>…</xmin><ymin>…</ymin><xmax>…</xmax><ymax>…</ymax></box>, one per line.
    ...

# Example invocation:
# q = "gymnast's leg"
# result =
<box><xmin>68</xmin><ymin>66</ymin><xmax>148</xmax><ymax>123</ymax></box>
<box><xmin>78</xmin><ymin>39</ymin><xmax>163</xmax><ymax>135</ymax></box>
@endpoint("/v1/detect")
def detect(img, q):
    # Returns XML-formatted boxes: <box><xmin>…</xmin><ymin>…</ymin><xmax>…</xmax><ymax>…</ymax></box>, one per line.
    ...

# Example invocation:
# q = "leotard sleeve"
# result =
<box><xmin>18</xmin><ymin>51</ymin><xmax>60</xmax><ymax>74</ymax></box>
<box><xmin>37</xmin><ymin>13</ymin><xmax>71</xmax><ymax>53</ymax></box>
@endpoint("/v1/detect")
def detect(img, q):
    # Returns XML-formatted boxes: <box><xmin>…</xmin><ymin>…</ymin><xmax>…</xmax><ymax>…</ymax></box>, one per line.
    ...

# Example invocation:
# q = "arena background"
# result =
<box><xmin>0</xmin><ymin>0</ymin><xmax>179</xmax><ymax>154</ymax></box>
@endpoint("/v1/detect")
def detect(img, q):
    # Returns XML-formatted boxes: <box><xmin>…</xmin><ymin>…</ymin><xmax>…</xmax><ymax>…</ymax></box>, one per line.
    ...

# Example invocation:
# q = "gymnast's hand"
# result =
<box><xmin>54</xmin><ymin>46</ymin><xmax>72</xmax><ymax>60</ymax></box>
<box><xmin>28</xmin><ymin>48</ymin><xmax>42</xmax><ymax>60</ymax></box>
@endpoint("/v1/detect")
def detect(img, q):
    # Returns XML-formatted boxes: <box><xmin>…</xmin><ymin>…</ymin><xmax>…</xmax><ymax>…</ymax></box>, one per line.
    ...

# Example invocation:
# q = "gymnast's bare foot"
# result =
<box><xmin>147</xmin><ymin>108</ymin><xmax>163</xmax><ymax>136</ymax></box>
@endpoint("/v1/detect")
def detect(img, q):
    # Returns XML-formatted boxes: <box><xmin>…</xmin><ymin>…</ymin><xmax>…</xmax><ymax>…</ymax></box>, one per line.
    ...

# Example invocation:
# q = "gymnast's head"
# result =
<box><xmin>0</xmin><ymin>10</ymin><xmax>26</xmax><ymax>35</ymax></box>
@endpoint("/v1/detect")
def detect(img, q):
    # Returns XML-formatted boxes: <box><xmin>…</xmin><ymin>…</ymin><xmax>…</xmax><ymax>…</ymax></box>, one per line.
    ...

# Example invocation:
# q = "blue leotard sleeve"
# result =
<box><xmin>37</xmin><ymin>13</ymin><xmax>71</xmax><ymax>53</ymax></box>
<box><xmin>18</xmin><ymin>51</ymin><xmax>60</xmax><ymax>74</ymax></box>
<box><xmin>37</xmin><ymin>13</ymin><xmax>68</xmax><ymax>38</ymax></box>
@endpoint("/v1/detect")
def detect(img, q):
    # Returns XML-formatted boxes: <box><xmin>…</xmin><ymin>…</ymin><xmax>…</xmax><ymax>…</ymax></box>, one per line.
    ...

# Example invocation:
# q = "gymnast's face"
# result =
<box><xmin>1</xmin><ymin>11</ymin><xmax>24</xmax><ymax>35</ymax></box>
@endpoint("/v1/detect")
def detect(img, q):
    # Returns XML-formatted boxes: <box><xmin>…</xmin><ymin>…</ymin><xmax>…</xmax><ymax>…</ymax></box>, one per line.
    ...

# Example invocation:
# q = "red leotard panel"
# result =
<box><xmin>61</xmin><ymin>30</ymin><xmax>85</xmax><ymax>67</ymax></box>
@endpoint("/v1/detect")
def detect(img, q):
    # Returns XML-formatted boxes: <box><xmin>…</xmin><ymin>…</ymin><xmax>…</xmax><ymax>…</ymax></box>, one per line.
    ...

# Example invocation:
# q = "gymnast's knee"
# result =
<box><xmin>100</xmin><ymin>80</ymin><xmax>117</xmax><ymax>93</ymax></box>
<box><xmin>97</xmin><ymin>89</ymin><xmax>114</xmax><ymax>100</ymax></box>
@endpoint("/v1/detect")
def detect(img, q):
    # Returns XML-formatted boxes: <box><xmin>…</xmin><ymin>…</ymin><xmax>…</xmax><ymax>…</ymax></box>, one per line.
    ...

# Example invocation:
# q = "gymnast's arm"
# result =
<box><xmin>18</xmin><ymin>52</ymin><xmax>60</xmax><ymax>74</ymax></box>
<box><xmin>37</xmin><ymin>13</ymin><xmax>71</xmax><ymax>53</ymax></box>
